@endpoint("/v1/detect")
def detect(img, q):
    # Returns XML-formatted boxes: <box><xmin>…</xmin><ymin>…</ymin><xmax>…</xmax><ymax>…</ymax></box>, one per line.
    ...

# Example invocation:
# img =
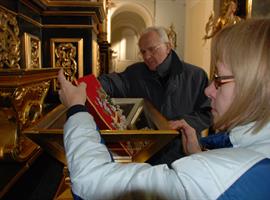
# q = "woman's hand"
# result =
<box><xmin>169</xmin><ymin>119</ymin><xmax>202</xmax><ymax>155</ymax></box>
<box><xmin>58</xmin><ymin>69</ymin><xmax>87</xmax><ymax>108</ymax></box>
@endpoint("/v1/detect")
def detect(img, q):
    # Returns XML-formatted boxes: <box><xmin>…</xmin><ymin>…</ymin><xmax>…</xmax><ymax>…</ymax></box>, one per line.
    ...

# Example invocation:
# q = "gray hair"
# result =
<box><xmin>140</xmin><ymin>26</ymin><xmax>169</xmax><ymax>43</ymax></box>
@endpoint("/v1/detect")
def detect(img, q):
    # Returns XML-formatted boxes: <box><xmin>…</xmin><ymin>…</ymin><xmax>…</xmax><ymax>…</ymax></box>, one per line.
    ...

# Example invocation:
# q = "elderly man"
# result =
<box><xmin>98</xmin><ymin>26</ymin><xmax>212</xmax><ymax>165</ymax></box>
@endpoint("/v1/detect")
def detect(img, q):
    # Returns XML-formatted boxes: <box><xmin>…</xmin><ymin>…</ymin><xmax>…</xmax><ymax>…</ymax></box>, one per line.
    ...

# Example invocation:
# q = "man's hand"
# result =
<box><xmin>169</xmin><ymin>119</ymin><xmax>202</xmax><ymax>155</ymax></box>
<box><xmin>58</xmin><ymin>69</ymin><xmax>87</xmax><ymax>108</ymax></box>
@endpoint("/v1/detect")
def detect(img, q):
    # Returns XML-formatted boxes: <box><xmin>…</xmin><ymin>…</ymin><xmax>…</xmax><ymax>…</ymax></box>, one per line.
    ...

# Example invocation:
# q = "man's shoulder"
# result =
<box><xmin>126</xmin><ymin>62</ymin><xmax>146</xmax><ymax>69</ymax></box>
<box><xmin>98</xmin><ymin>62</ymin><xmax>148</xmax><ymax>81</ymax></box>
<box><xmin>124</xmin><ymin>62</ymin><xmax>149</xmax><ymax>74</ymax></box>
<box><xmin>177</xmin><ymin>62</ymin><xmax>208</xmax><ymax>80</ymax></box>
<box><xmin>171</xmin><ymin>51</ymin><xmax>206</xmax><ymax>75</ymax></box>
<box><xmin>182</xmin><ymin>62</ymin><xmax>206</xmax><ymax>73</ymax></box>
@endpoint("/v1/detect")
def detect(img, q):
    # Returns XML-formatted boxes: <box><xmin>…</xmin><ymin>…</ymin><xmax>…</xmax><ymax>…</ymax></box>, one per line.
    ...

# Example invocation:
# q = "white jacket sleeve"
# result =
<box><xmin>64</xmin><ymin>112</ymin><xmax>184</xmax><ymax>200</ymax></box>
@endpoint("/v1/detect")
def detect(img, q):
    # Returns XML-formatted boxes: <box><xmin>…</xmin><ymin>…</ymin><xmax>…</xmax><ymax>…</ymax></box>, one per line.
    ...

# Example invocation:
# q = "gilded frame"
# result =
<box><xmin>111</xmin><ymin>98</ymin><xmax>144</xmax><ymax>129</ymax></box>
<box><xmin>92</xmin><ymin>39</ymin><xmax>101</xmax><ymax>77</ymax></box>
<box><xmin>23</xmin><ymin>33</ymin><xmax>42</xmax><ymax>69</ymax></box>
<box><xmin>50</xmin><ymin>38</ymin><xmax>83</xmax><ymax>91</ymax></box>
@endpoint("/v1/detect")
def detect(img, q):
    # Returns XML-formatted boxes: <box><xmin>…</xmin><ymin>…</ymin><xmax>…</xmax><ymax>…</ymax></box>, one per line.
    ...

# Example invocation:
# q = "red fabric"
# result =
<box><xmin>76</xmin><ymin>74</ymin><xmax>117</xmax><ymax>130</ymax></box>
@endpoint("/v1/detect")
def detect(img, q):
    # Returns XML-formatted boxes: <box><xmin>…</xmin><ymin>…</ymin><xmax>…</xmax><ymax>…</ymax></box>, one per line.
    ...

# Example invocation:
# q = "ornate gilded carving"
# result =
<box><xmin>203</xmin><ymin>0</ymin><xmax>242</xmax><ymax>40</ymax></box>
<box><xmin>166</xmin><ymin>24</ymin><xmax>177</xmax><ymax>49</ymax></box>
<box><xmin>92</xmin><ymin>39</ymin><xmax>101</xmax><ymax>76</ymax></box>
<box><xmin>51</xmin><ymin>38</ymin><xmax>84</xmax><ymax>90</ymax></box>
<box><xmin>0</xmin><ymin>80</ymin><xmax>50</xmax><ymax>161</ymax></box>
<box><xmin>30</xmin><ymin>38</ymin><xmax>40</xmax><ymax>68</ymax></box>
<box><xmin>23</xmin><ymin>33</ymin><xmax>42</xmax><ymax>69</ymax></box>
<box><xmin>0</xmin><ymin>109</ymin><xmax>40</xmax><ymax>161</ymax></box>
<box><xmin>96</xmin><ymin>46</ymin><xmax>101</xmax><ymax>76</ymax></box>
<box><xmin>0</xmin><ymin>8</ymin><xmax>20</xmax><ymax>69</ymax></box>
<box><xmin>13</xmin><ymin>80</ymin><xmax>51</xmax><ymax>128</ymax></box>
<box><xmin>0</xmin><ymin>68</ymin><xmax>58</xmax><ymax>162</ymax></box>
<box><xmin>55</xmin><ymin>42</ymin><xmax>77</xmax><ymax>81</ymax></box>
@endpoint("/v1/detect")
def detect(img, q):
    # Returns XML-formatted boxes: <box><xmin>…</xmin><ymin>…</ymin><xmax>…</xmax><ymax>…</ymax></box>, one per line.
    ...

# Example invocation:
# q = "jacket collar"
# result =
<box><xmin>169</xmin><ymin>50</ymin><xmax>184</xmax><ymax>76</ymax></box>
<box><xmin>155</xmin><ymin>50</ymin><xmax>184</xmax><ymax>77</ymax></box>
<box><xmin>165</xmin><ymin>50</ymin><xmax>183</xmax><ymax>90</ymax></box>
<box><xmin>230</xmin><ymin>122</ymin><xmax>270</xmax><ymax>150</ymax></box>
<box><xmin>156</xmin><ymin>51</ymin><xmax>172</xmax><ymax>78</ymax></box>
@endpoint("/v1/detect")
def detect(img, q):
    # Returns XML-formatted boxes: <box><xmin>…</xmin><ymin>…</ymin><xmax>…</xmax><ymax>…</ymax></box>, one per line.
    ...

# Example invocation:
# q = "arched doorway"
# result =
<box><xmin>109</xmin><ymin>2</ymin><xmax>153</xmax><ymax>72</ymax></box>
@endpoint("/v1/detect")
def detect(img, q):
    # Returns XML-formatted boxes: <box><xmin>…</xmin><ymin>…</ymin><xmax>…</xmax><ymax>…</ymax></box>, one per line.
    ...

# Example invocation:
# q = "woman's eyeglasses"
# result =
<box><xmin>212</xmin><ymin>74</ymin><xmax>234</xmax><ymax>89</ymax></box>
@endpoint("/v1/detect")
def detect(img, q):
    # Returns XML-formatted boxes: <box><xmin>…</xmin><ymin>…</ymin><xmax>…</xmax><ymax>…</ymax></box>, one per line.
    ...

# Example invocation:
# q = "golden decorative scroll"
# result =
<box><xmin>22</xmin><ymin>33</ymin><xmax>42</xmax><ymax>69</ymax></box>
<box><xmin>166</xmin><ymin>24</ymin><xmax>177</xmax><ymax>49</ymax></box>
<box><xmin>203</xmin><ymin>0</ymin><xmax>242</xmax><ymax>40</ymax></box>
<box><xmin>0</xmin><ymin>80</ymin><xmax>50</xmax><ymax>161</ymax></box>
<box><xmin>0</xmin><ymin>7</ymin><xmax>20</xmax><ymax>69</ymax></box>
<box><xmin>0</xmin><ymin>67</ymin><xmax>59</xmax><ymax>162</ymax></box>
<box><xmin>12</xmin><ymin>81</ymin><xmax>51</xmax><ymax>128</ymax></box>
<box><xmin>51</xmin><ymin>38</ymin><xmax>84</xmax><ymax>90</ymax></box>
<box><xmin>92</xmin><ymin>39</ymin><xmax>101</xmax><ymax>77</ymax></box>
<box><xmin>55</xmin><ymin>43</ymin><xmax>77</xmax><ymax>81</ymax></box>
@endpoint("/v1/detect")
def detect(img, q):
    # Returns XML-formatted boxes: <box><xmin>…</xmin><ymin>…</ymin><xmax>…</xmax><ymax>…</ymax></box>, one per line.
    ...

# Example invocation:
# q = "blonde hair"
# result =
<box><xmin>211</xmin><ymin>19</ymin><xmax>270</xmax><ymax>132</ymax></box>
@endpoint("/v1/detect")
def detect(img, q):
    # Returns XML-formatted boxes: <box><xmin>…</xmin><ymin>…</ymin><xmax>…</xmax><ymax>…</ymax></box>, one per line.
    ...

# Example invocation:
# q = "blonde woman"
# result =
<box><xmin>59</xmin><ymin>19</ymin><xmax>270</xmax><ymax>200</ymax></box>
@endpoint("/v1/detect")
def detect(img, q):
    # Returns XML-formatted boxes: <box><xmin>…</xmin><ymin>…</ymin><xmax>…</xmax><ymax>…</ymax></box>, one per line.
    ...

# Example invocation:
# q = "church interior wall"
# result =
<box><xmin>109</xmin><ymin>0</ymin><xmax>215</xmax><ymax>75</ymax></box>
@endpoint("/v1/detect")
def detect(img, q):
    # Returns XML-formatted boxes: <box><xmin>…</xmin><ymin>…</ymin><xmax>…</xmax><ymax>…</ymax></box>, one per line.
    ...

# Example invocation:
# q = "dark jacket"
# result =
<box><xmin>98</xmin><ymin>50</ymin><xmax>212</xmax><ymax>165</ymax></box>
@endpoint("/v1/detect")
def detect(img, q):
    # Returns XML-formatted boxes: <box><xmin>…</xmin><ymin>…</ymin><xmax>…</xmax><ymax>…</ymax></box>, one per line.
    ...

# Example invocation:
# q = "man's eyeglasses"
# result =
<box><xmin>212</xmin><ymin>74</ymin><xmax>234</xmax><ymax>89</ymax></box>
<box><xmin>139</xmin><ymin>43</ymin><xmax>163</xmax><ymax>56</ymax></box>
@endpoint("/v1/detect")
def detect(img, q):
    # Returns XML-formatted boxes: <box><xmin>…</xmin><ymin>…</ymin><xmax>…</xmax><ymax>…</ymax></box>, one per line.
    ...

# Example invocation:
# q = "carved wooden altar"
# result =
<box><xmin>0</xmin><ymin>0</ymin><xmax>106</xmax><ymax>198</ymax></box>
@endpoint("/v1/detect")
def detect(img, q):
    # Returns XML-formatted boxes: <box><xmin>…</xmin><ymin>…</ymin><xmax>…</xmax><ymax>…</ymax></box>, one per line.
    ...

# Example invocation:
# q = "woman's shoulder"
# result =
<box><xmin>172</xmin><ymin>148</ymin><xmax>265</xmax><ymax>174</ymax></box>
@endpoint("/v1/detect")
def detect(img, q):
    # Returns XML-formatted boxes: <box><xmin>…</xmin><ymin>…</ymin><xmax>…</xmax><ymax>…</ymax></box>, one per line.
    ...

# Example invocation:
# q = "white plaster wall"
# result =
<box><xmin>110</xmin><ymin>0</ymin><xmax>155</xmax><ymax>72</ymax></box>
<box><xmin>110</xmin><ymin>0</ymin><xmax>155</xmax><ymax>26</ymax></box>
<box><xmin>155</xmin><ymin>0</ymin><xmax>186</xmax><ymax>58</ymax></box>
<box><xmin>184</xmin><ymin>0</ymin><xmax>214</xmax><ymax>76</ymax></box>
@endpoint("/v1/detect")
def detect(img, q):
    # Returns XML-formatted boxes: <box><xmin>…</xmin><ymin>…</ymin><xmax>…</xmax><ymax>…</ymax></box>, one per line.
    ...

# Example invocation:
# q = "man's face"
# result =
<box><xmin>138</xmin><ymin>31</ymin><xmax>171</xmax><ymax>71</ymax></box>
